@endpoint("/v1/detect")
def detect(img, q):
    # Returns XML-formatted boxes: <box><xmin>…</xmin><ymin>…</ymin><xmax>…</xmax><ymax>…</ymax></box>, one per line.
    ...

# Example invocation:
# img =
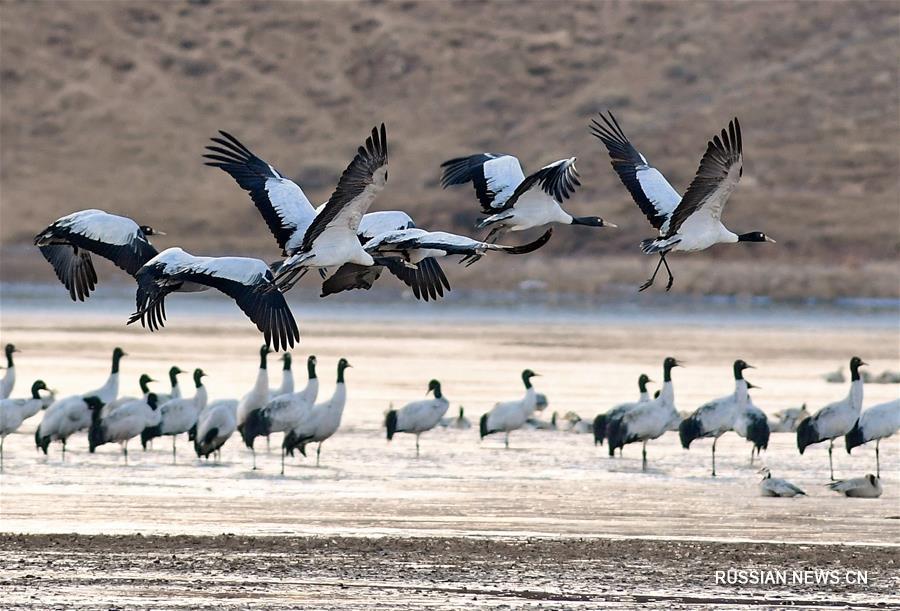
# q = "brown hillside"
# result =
<box><xmin>1</xmin><ymin>0</ymin><xmax>898</xmax><ymax>296</ymax></box>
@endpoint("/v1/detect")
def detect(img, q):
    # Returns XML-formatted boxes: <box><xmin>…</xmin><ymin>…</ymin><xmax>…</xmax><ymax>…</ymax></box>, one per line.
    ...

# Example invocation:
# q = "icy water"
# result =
<box><xmin>1</xmin><ymin>291</ymin><xmax>898</xmax><ymax>546</ymax></box>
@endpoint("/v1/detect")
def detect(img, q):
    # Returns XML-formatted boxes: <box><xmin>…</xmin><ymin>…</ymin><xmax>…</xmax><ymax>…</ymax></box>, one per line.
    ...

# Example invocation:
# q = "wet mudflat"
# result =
<box><xmin>1</xmin><ymin>534</ymin><xmax>898</xmax><ymax>610</ymax></box>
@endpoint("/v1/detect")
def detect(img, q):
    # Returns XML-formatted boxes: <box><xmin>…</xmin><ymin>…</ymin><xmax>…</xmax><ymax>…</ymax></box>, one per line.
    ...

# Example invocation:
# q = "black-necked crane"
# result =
<box><xmin>127</xmin><ymin>248</ymin><xmax>299</xmax><ymax>352</ymax></box>
<box><xmin>1</xmin><ymin>344</ymin><xmax>19</xmax><ymax>399</ymax></box>
<box><xmin>34</xmin><ymin>210</ymin><xmax>163</xmax><ymax>301</ymax></box>
<box><xmin>89</xmin><ymin>393</ymin><xmax>160</xmax><ymax>464</ymax></box>
<box><xmin>385</xmin><ymin>379</ymin><xmax>450</xmax><ymax>457</ymax></box>
<box><xmin>283</xmin><ymin>358</ymin><xmax>350</xmax><ymax>470</ymax></box>
<box><xmin>243</xmin><ymin>355</ymin><xmax>320</xmax><ymax>470</ymax></box>
<box><xmin>237</xmin><ymin>345</ymin><xmax>273</xmax><ymax>469</ymax></box>
<box><xmin>479</xmin><ymin>370</ymin><xmax>542</xmax><ymax>449</ymax></box>
<box><xmin>1</xmin><ymin>380</ymin><xmax>50</xmax><ymax>470</ymax></box>
<box><xmin>845</xmin><ymin>398</ymin><xmax>899</xmax><ymax>477</ymax></box>
<box><xmin>255</xmin><ymin>125</ymin><xmax>389</xmax><ymax>291</ymax></box>
<box><xmin>319</xmin><ymin>210</ymin><xmax>450</xmax><ymax>301</ymax></box>
<box><xmin>140</xmin><ymin>368</ymin><xmax>208</xmax><ymax>464</ymax></box>
<box><xmin>205</xmin><ymin>131</ymin><xmax>449</xmax><ymax>302</ymax></box>
<box><xmin>591</xmin><ymin>112</ymin><xmax>774</xmax><ymax>291</ymax></box>
<box><xmin>679</xmin><ymin>360</ymin><xmax>755</xmax><ymax>476</ymax></box>
<box><xmin>798</xmin><ymin>356</ymin><xmax>866</xmax><ymax>480</ymax></box>
<box><xmin>607</xmin><ymin>357</ymin><xmax>681</xmax><ymax>470</ymax></box>
<box><xmin>440</xmin><ymin>152</ymin><xmax>613</xmax><ymax>243</ymax></box>
<box><xmin>35</xmin><ymin>347</ymin><xmax>126</xmax><ymax>458</ymax></box>
<box><xmin>593</xmin><ymin>373</ymin><xmax>652</xmax><ymax>447</ymax></box>
<box><xmin>194</xmin><ymin>400</ymin><xmax>238</xmax><ymax>461</ymax></box>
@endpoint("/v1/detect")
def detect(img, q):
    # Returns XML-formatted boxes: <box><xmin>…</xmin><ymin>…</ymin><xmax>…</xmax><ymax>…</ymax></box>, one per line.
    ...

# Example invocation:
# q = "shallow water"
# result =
<box><xmin>1</xmin><ymin>293</ymin><xmax>898</xmax><ymax>546</ymax></box>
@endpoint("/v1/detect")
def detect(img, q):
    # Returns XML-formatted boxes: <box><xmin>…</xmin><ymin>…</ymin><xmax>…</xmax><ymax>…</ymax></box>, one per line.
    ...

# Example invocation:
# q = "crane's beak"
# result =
<box><xmin>155</xmin><ymin>230</ymin><xmax>167</xmax><ymax>236</ymax></box>
<box><xmin>604</xmin><ymin>222</ymin><xmax>618</xmax><ymax>228</ymax></box>
<box><xmin>765</xmin><ymin>236</ymin><xmax>776</xmax><ymax>243</ymax></box>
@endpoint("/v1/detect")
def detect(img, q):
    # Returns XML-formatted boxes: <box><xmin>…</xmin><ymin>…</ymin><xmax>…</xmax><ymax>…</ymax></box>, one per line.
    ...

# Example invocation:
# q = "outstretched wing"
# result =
<box><xmin>320</xmin><ymin>257</ymin><xmax>450</xmax><ymax>302</ymax></box>
<box><xmin>204</xmin><ymin>131</ymin><xmax>316</xmax><ymax>253</ymax></box>
<box><xmin>301</xmin><ymin>124</ymin><xmax>388</xmax><ymax>252</ymax></box>
<box><xmin>440</xmin><ymin>153</ymin><xmax>526</xmax><ymax>212</ymax></box>
<box><xmin>180</xmin><ymin>258</ymin><xmax>300</xmax><ymax>352</ymax></box>
<box><xmin>129</xmin><ymin>250</ymin><xmax>299</xmax><ymax>351</ymax></box>
<box><xmin>590</xmin><ymin>111</ymin><xmax>681</xmax><ymax>231</ymax></box>
<box><xmin>384</xmin><ymin>257</ymin><xmax>449</xmax><ymax>301</ymax></box>
<box><xmin>502</xmin><ymin>158</ymin><xmax>580</xmax><ymax>211</ymax></box>
<box><xmin>37</xmin><ymin>211</ymin><xmax>159</xmax><ymax>276</ymax></box>
<box><xmin>665</xmin><ymin>118</ymin><xmax>743</xmax><ymax>237</ymax></box>
<box><xmin>38</xmin><ymin>245</ymin><xmax>98</xmax><ymax>302</ymax></box>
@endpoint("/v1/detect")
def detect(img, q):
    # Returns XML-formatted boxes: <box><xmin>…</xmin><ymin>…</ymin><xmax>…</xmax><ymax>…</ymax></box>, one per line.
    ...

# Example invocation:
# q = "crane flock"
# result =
<box><xmin>0</xmin><ymin>346</ymin><xmax>894</xmax><ymax>500</ymax></box>
<box><xmin>32</xmin><ymin>112</ymin><xmax>776</xmax><ymax>349</ymax></box>
<box><xmin>3</xmin><ymin>114</ymin><xmax>890</xmax><ymax>505</ymax></box>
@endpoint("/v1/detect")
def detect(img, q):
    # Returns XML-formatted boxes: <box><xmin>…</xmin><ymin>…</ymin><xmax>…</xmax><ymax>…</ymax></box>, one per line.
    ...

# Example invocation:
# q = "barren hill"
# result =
<box><xmin>1</xmin><ymin>0</ymin><xmax>898</xmax><ymax>297</ymax></box>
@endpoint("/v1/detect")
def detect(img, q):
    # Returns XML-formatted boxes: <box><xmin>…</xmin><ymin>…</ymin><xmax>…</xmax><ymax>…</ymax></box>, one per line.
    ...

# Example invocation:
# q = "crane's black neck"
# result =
<box><xmin>283</xmin><ymin>354</ymin><xmax>292</xmax><ymax>371</ymax></box>
<box><xmin>638</xmin><ymin>376</ymin><xmax>649</xmax><ymax>393</ymax></box>
<box><xmin>30</xmin><ymin>381</ymin><xmax>44</xmax><ymax>399</ymax></box>
<box><xmin>522</xmin><ymin>372</ymin><xmax>535</xmax><ymax>389</ymax></box>
<box><xmin>308</xmin><ymin>358</ymin><xmax>317</xmax><ymax>380</ymax></box>
<box><xmin>139</xmin><ymin>375</ymin><xmax>153</xmax><ymax>394</ymax></box>
<box><xmin>663</xmin><ymin>362</ymin><xmax>675</xmax><ymax>383</ymax></box>
<box><xmin>4</xmin><ymin>346</ymin><xmax>14</xmax><ymax>368</ymax></box>
<box><xmin>850</xmin><ymin>360</ymin><xmax>862</xmax><ymax>381</ymax></box>
<box><xmin>169</xmin><ymin>368</ymin><xmax>180</xmax><ymax>387</ymax></box>
<box><xmin>432</xmin><ymin>382</ymin><xmax>443</xmax><ymax>399</ymax></box>
<box><xmin>111</xmin><ymin>350</ymin><xmax>124</xmax><ymax>374</ymax></box>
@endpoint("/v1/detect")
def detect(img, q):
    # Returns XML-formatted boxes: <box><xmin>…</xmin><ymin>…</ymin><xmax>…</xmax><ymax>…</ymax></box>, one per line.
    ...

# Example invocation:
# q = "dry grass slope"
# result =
<box><xmin>1</xmin><ymin>0</ymin><xmax>898</xmax><ymax>297</ymax></box>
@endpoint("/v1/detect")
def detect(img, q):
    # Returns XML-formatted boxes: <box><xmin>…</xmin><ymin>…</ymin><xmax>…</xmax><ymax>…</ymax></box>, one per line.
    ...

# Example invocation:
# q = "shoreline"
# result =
<box><xmin>2</xmin><ymin>534</ymin><xmax>897</xmax><ymax>609</ymax></box>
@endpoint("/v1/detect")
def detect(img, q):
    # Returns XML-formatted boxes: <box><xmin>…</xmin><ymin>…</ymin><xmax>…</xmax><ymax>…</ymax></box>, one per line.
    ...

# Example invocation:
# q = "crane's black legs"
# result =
<box><xmin>639</xmin><ymin>253</ymin><xmax>675</xmax><ymax>292</ymax></box>
<box><xmin>172</xmin><ymin>436</ymin><xmax>177</xmax><ymax>465</ymax></box>
<box><xmin>641</xmin><ymin>441</ymin><xmax>647</xmax><ymax>471</ymax></box>
<box><xmin>415</xmin><ymin>434</ymin><xmax>420</xmax><ymax>459</ymax></box>
<box><xmin>504</xmin><ymin>433</ymin><xmax>510</xmax><ymax>449</ymax></box>
<box><xmin>280</xmin><ymin>447</ymin><xmax>285</xmax><ymax>476</ymax></box>
<box><xmin>876</xmin><ymin>440</ymin><xmax>880</xmax><ymax>477</ymax></box>
<box><xmin>828</xmin><ymin>440</ymin><xmax>834</xmax><ymax>481</ymax></box>
<box><xmin>316</xmin><ymin>443</ymin><xmax>322</xmax><ymax>468</ymax></box>
<box><xmin>662</xmin><ymin>255</ymin><xmax>674</xmax><ymax>291</ymax></box>
<box><xmin>711</xmin><ymin>438</ymin><xmax>718</xmax><ymax>477</ymax></box>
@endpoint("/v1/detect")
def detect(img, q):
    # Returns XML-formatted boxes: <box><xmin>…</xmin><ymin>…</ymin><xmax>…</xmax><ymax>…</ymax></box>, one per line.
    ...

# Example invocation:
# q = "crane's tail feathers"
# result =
<box><xmin>641</xmin><ymin>236</ymin><xmax>680</xmax><ymax>255</ymax></box>
<box><xmin>606</xmin><ymin>418</ymin><xmax>627</xmax><ymax>455</ymax></box>
<box><xmin>479</xmin><ymin>414</ymin><xmax>490</xmax><ymax>439</ymax></box>
<box><xmin>385</xmin><ymin>410</ymin><xmax>398</xmax><ymax>441</ymax></box>
<box><xmin>592</xmin><ymin>414</ymin><xmax>607</xmax><ymax>446</ymax></box>
<box><xmin>241</xmin><ymin>408</ymin><xmax>271</xmax><ymax>449</ymax></box>
<box><xmin>796</xmin><ymin>418</ymin><xmax>818</xmax><ymax>454</ymax></box>
<box><xmin>844</xmin><ymin>421</ymin><xmax>864</xmax><ymax>453</ymax></box>
<box><xmin>140</xmin><ymin>424</ymin><xmax>162</xmax><ymax>450</ymax></box>
<box><xmin>678</xmin><ymin>416</ymin><xmax>703</xmax><ymax>449</ymax></box>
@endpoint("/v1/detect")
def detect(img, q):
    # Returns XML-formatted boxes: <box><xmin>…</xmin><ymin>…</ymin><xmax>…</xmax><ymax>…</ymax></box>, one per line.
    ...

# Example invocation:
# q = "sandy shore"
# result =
<box><xmin>1</xmin><ymin>534</ymin><xmax>897</xmax><ymax>609</ymax></box>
